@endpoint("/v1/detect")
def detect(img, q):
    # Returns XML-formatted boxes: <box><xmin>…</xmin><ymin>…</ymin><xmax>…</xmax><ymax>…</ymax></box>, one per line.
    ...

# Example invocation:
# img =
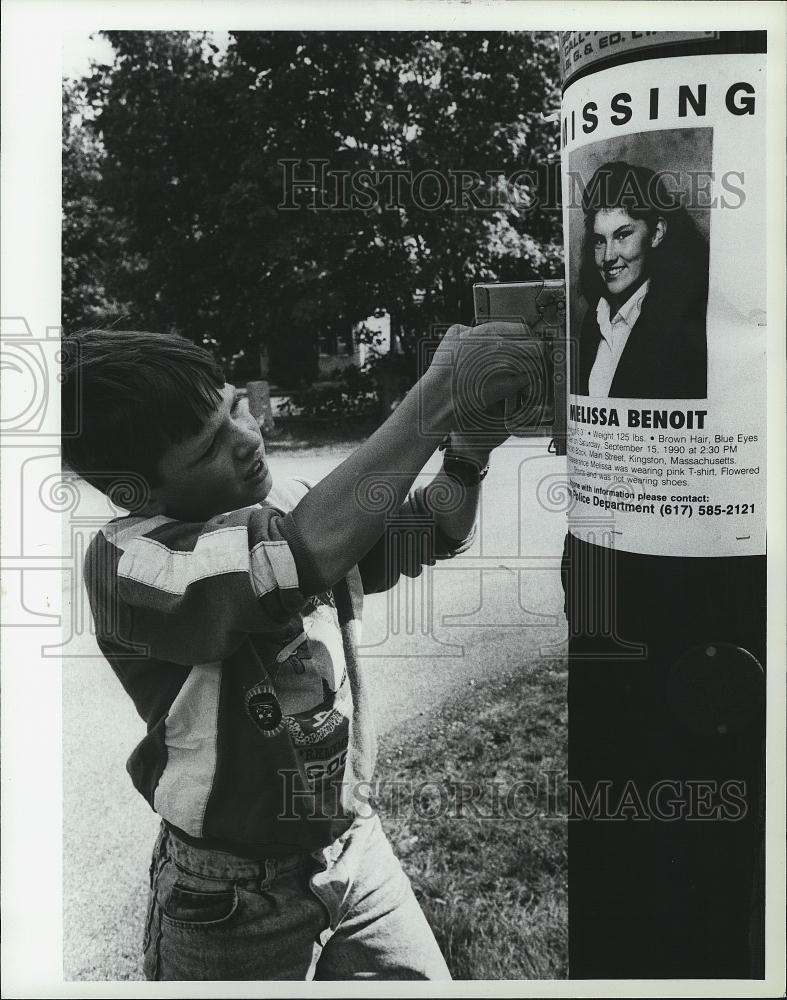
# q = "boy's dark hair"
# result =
<box><xmin>61</xmin><ymin>330</ymin><xmax>225</xmax><ymax>508</ymax></box>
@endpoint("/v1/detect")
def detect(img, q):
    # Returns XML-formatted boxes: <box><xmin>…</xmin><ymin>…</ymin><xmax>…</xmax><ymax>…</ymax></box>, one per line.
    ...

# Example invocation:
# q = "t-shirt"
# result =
<box><xmin>83</xmin><ymin>478</ymin><xmax>472</xmax><ymax>856</ymax></box>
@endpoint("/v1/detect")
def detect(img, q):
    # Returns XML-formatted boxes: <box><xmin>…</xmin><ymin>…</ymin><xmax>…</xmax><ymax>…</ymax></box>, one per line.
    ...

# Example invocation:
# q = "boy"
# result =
<box><xmin>62</xmin><ymin>324</ymin><xmax>531</xmax><ymax>981</ymax></box>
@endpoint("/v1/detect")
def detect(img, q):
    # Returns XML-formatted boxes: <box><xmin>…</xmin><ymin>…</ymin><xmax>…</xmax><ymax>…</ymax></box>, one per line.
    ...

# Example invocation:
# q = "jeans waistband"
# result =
<box><xmin>160</xmin><ymin>824</ymin><xmax>311</xmax><ymax>881</ymax></box>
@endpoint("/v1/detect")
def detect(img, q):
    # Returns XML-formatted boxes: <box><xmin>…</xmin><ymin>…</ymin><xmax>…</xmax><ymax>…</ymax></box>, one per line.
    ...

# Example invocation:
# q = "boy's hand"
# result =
<box><xmin>427</xmin><ymin>322</ymin><xmax>539</xmax><ymax>451</ymax></box>
<box><xmin>428</xmin><ymin>321</ymin><xmax>538</xmax><ymax>407</ymax></box>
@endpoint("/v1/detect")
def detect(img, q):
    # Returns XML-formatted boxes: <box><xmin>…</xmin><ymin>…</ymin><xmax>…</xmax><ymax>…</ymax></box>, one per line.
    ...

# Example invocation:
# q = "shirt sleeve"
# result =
<box><xmin>84</xmin><ymin>504</ymin><xmax>309</xmax><ymax>666</ymax></box>
<box><xmin>356</xmin><ymin>485</ymin><xmax>476</xmax><ymax>595</ymax></box>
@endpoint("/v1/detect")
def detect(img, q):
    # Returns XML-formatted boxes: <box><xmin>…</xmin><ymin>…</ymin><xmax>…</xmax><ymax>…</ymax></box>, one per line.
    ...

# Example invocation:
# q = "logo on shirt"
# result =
<box><xmin>245</xmin><ymin>683</ymin><xmax>285</xmax><ymax>737</ymax></box>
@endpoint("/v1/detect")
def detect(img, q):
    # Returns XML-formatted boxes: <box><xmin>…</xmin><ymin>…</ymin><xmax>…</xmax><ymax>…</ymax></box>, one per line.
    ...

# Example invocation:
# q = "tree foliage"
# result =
<box><xmin>64</xmin><ymin>30</ymin><xmax>562</xmax><ymax>384</ymax></box>
<box><xmin>62</xmin><ymin>78</ymin><xmax>133</xmax><ymax>331</ymax></box>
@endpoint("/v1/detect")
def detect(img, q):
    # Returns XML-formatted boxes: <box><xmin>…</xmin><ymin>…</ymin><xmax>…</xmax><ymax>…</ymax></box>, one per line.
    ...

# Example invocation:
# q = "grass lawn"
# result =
<box><xmin>375</xmin><ymin>663</ymin><xmax>568</xmax><ymax>980</ymax></box>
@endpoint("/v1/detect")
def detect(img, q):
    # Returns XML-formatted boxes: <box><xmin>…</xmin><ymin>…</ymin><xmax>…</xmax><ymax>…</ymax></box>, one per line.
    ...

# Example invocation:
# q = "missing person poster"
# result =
<box><xmin>561</xmin><ymin>35</ymin><xmax>767</xmax><ymax>557</ymax></box>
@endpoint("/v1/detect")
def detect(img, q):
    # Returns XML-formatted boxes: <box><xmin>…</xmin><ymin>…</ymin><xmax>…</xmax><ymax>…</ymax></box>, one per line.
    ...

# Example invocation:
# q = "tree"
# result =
<box><xmin>78</xmin><ymin>32</ymin><xmax>243</xmax><ymax>354</ymax></box>
<box><xmin>66</xmin><ymin>30</ymin><xmax>562</xmax><ymax>384</ymax></box>
<box><xmin>62</xmin><ymin>77</ymin><xmax>133</xmax><ymax>332</ymax></box>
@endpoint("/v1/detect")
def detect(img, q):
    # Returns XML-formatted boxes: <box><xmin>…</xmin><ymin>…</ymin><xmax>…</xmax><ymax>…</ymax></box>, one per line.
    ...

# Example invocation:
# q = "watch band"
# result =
<box><xmin>442</xmin><ymin>449</ymin><xmax>490</xmax><ymax>488</ymax></box>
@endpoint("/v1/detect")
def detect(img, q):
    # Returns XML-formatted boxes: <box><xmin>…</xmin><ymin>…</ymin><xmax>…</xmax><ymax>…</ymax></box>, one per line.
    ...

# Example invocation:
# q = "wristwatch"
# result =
<box><xmin>441</xmin><ymin>446</ymin><xmax>490</xmax><ymax>488</ymax></box>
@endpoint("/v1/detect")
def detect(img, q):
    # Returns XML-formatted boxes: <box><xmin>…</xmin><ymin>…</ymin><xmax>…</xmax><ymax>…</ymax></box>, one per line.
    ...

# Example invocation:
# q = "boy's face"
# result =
<box><xmin>149</xmin><ymin>384</ymin><xmax>273</xmax><ymax>521</ymax></box>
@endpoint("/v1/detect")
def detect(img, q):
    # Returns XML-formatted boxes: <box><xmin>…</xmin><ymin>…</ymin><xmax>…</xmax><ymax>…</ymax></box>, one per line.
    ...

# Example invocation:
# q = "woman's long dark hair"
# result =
<box><xmin>578</xmin><ymin>160</ymin><xmax>709</xmax><ymax>317</ymax></box>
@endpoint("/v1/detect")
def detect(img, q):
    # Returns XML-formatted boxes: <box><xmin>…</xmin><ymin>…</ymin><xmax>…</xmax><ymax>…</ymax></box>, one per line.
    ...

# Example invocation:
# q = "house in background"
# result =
<box><xmin>258</xmin><ymin>313</ymin><xmax>391</xmax><ymax>380</ymax></box>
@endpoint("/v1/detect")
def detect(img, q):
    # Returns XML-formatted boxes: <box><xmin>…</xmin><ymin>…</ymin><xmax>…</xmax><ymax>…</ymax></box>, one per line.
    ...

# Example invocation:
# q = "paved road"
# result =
<box><xmin>63</xmin><ymin>437</ymin><xmax>568</xmax><ymax>980</ymax></box>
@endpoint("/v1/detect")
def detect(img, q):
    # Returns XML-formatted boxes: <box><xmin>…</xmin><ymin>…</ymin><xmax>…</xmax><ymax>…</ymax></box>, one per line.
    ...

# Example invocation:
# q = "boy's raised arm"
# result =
<box><xmin>283</xmin><ymin>323</ymin><xmax>532</xmax><ymax>593</ymax></box>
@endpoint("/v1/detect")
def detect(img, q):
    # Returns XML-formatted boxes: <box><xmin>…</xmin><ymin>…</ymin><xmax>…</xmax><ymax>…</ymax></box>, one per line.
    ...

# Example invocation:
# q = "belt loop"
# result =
<box><xmin>257</xmin><ymin>857</ymin><xmax>277</xmax><ymax>893</ymax></box>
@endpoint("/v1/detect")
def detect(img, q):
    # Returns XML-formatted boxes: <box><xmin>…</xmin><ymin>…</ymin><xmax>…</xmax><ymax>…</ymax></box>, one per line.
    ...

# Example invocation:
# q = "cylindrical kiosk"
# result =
<box><xmin>559</xmin><ymin>31</ymin><xmax>767</xmax><ymax>979</ymax></box>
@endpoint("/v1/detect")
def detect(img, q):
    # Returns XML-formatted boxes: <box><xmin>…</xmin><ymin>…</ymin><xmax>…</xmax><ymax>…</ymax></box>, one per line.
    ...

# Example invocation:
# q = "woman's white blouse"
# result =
<box><xmin>588</xmin><ymin>279</ymin><xmax>651</xmax><ymax>397</ymax></box>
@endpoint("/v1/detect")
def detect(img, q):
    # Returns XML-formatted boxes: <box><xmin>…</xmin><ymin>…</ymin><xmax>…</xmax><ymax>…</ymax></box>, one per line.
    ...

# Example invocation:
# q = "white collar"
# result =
<box><xmin>596</xmin><ymin>278</ymin><xmax>651</xmax><ymax>333</ymax></box>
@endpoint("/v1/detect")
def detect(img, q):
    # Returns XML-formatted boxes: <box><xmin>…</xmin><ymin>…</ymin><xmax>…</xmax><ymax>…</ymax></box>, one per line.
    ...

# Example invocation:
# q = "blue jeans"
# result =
<box><xmin>143</xmin><ymin>815</ymin><xmax>451</xmax><ymax>980</ymax></box>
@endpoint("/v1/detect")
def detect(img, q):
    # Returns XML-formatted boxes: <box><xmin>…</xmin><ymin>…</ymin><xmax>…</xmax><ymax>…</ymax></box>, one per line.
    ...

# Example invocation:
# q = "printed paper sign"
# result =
<box><xmin>561</xmin><ymin>49</ymin><xmax>766</xmax><ymax>556</ymax></box>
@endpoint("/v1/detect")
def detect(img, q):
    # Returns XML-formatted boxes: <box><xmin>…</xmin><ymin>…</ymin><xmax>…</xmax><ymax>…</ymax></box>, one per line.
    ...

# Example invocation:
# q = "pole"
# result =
<box><xmin>559</xmin><ymin>30</ymin><xmax>767</xmax><ymax>979</ymax></box>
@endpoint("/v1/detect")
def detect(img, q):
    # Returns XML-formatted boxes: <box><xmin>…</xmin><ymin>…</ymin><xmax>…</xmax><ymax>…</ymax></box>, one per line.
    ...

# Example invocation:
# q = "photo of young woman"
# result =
<box><xmin>571</xmin><ymin>159</ymin><xmax>709</xmax><ymax>399</ymax></box>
